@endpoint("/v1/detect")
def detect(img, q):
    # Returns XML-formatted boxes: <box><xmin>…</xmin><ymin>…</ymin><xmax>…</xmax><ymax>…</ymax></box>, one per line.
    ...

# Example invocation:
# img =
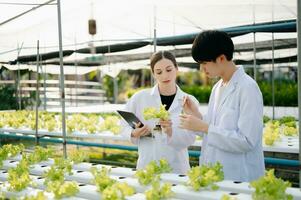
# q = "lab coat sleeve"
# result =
<box><xmin>167</xmin><ymin>128</ymin><xmax>196</xmax><ymax>150</ymax></box>
<box><xmin>207</xmin><ymin>83</ymin><xmax>263</xmax><ymax>153</ymax></box>
<box><xmin>194</xmin><ymin>95</ymin><xmax>205</xmax><ymax>137</ymax></box>
<box><xmin>197</xmin><ymin>86</ymin><xmax>216</xmax><ymax>137</ymax></box>
<box><xmin>167</xmin><ymin>95</ymin><xmax>199</xmax><ymax>149</ymax></box>
<box><xmin>195</xmin><ymin>114</ymin><xmax>207</xmax><ymax>137</ymax></box>
<box><xmin>120</xmin><ymin>95</ymin><xmax>139</xmax><ymax>145</ymax></box>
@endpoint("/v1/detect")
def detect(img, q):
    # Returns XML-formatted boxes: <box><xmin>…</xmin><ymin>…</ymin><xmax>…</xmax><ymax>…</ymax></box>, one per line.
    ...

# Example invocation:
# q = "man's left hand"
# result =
<box><xmin>179</xmin><ymin>114</ymin><xmax>208</xmax><ymax>133</ymax></box>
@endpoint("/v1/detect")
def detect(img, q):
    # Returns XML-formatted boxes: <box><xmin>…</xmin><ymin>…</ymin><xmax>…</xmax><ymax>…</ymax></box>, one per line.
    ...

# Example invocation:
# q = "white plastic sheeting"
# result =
<box><xmin>1</xmin><ymin>64</ymin><xmax>98</xmax><ymax>75</ymax></box>
<box><xmin>98</xmin><ymin>60</ymin><xmax>149</xmax><ymax>78</ymax></box>
<box><xmin>0</xmin><ymin>0</ymin><xmax>297</xmax><ymax>62</ymax></box>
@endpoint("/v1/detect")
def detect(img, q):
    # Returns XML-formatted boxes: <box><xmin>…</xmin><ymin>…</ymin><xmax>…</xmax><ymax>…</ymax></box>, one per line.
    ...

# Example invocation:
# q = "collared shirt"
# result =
<box><xmin>201</xmin><ymin>66</ymin><xmax>265</xmax><ymax>182</ymax></box>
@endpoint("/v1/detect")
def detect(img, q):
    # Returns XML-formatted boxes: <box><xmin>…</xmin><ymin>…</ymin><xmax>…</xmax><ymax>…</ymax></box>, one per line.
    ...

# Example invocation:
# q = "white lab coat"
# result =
<box><xmin>121</xmin><ymin>84</ymin><xmax>197</xmax><ymax>174</ymax></box>
<box><xmin>201</xmin><ymin>66</ymin><xmax>265</xmax><ymax>182</ymax></box>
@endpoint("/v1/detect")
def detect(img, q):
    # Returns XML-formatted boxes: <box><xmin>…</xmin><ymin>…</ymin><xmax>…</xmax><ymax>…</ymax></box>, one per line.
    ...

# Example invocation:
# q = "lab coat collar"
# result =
<box><xmin>150</xmin><ymin>84</ymin><xmax>162</xmax><ymax>107</ymax></box>
<box><xmin>229</xmin><ymin>66</ymin><xmax>245</xmax><ymax>84</ymax></box>
<box><xmin>150</xmin><ymin>84</ymin><xmax>185</xmax><ymax>112</ymax></box>
<box><xmin>169</xmin><ymin>85</ymin><xmax>186</xmax><ymax>112</ymax></box>
<box><xmin>150</xmin><ymin>84</ymin><xmax>160</xmax><ymax>96</ymax></box>
<box><xmin>216</xmin><ymin>66</ymin><xmax>244</xmax><ymax>112</ymax></box>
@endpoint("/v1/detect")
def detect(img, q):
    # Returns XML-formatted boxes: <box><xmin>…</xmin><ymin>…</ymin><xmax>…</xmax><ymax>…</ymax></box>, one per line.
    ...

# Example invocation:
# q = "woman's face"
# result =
<box><xmin>153</xmin><ymin>58</ymin><xmax>178</xmax><ymax>86</ymax></box>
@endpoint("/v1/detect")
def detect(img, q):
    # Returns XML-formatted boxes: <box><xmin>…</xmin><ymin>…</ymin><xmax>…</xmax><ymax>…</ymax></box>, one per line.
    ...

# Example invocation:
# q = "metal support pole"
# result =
<box><xmin>296</xmin><ymin>0</ymin><xmax>301</xmax><ymax>190</ymax></box>
<box><xmin>74</xmin><ymin>38</ymin><xmax>78</xmax><ymax>107</ymax></box>
<box><xmin>35</xmin><ymin>40</ymin><xmax>40</xmax><ymax>145</ymax></box>
<box><xmin>141</xmin><ymin>69</ymin><xmax>145</xmax><ymax>87</ymax></box>
<box><xmin>252</xmin><ymin>4</ymin><xmax>257</xmax><ymax>81</ymax></box>
<box><xmin>113</xmin><ymin>77</ymin><xmax>118</xmax><ymax>104</ymax></box>
<box><xmin>153</xmin><ymin>5</ymin><xmax>157</xmax><ymax>53</ymax></box>
<box><xmin>57</xmin><ymin>0</ymin><xmax>67</xmax><ymax>158</ymax></box>
<box><xmin>253</xmin><ymin>32</ymin><xmax>257</xmax><ymax>81</ymax></box>
<box><xmin>16</xmin><ymin>43</ymin><xmax>23</xmax><ymax>110</ymax></box>
<box><xmin>151</xmin><ymin>5</ymin><xmax>157</xmax><ymax>86</ymax></box>
<box><xmin>272</xmin><ymin>32</ymin><xmax>275</xmax><ymax>119</ymax></box>
<box><xmin>17</xmin><ymin>65</ymin><xmax>21</xmax><ymax>110</ymax></box>
<box><xmin>271</xmin><ymin>0</ymin><xmax>275</xmax><ymax>120</ymax></box>
<box><xmin>43</xmin><ymin>65</ymin><xmax>47</xmax><ymax>110</ymax></box>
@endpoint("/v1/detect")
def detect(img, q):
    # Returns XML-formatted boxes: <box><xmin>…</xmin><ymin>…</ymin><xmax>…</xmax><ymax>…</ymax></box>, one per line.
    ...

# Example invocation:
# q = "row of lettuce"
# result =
<box><xmin>0</xmin><ymin>111</ymin><xmax>299</xmax><ymax>146</ymax></box>
<box><xmin>0</xmin><ymin>144</ymin><xmax>295</xmax><ymax>200</ymax></box>
<box><xmin>263</xmin><ymin>116</ymin><xmax>298</xmax><ymax>146</ymax></box>
<box><xmin>0</xmin><ymin>106</ymin><xmax>170</xmax><ymax>135</ymax></box>
<box><xmin>0</xmin><ymin>111</ymin><xmax>121</xmax><ymax>135</ymax></box>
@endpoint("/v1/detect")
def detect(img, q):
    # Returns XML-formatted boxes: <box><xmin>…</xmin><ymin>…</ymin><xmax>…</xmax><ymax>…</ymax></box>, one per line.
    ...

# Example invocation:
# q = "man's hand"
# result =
<box><xmin>131</xmin><ymin>122</ymin><xmax>151</xmax><ymax>138</ymax></box>
<box><xmin>179</xmin><ymin>114</ymin><xmax>208</xmax><ymax>133</ymax></box>
<box><xmin>160</xmin><ymin>119</ymin><xmax>172</xmax><ymax>137</ymax></box>
<box><xmin>182</xmin><ymin>96</ymin><xmax>202</xmax><ymax>119</ymax></box>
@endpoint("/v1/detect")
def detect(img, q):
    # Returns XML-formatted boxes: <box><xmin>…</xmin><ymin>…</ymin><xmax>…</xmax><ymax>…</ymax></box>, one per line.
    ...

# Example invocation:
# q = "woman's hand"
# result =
<box><xmin>179</xmin><ymin>114</ymin><xmax>208</xmax><ymax>133</ymax></box>
<box><xmin>160</xmin><ymin>119</ymin><xmax>172</xmax><ymax>137</ymax></box>
<box><xmin>182</xmin><ymin>96</ymin><xmax>202</xmax><ymax>119</ymax></box>
<box><xmin>131</xmin><ymin>122</ymin><xmax>151</xmax><ymax>138</ymax></box>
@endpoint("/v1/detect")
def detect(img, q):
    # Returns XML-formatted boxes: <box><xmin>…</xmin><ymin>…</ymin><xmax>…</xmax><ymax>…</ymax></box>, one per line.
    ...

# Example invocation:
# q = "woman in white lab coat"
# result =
<box><xmin>121</xmin><ymin>51</ymin><xmax>198</xmax><ymax>174</ymax></box>
<box><xmin>180</xmin><ymin>30</ymin><xmax>265</xmax><ymax>181</ymax></box>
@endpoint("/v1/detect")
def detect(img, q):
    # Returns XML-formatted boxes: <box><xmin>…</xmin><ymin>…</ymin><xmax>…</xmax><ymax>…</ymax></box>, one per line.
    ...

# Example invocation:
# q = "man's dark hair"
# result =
<box><xmin>191</xmin><ymin>30</ymin><xmax>234</xmax><ymax>63</ymax></box>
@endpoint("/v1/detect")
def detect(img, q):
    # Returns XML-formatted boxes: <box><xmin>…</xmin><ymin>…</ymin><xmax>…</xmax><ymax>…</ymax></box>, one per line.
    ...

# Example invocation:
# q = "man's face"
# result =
<box><xmin>199</xmin><ymin>60</ymin><xmax>221</xmax><ymax>78</ymax></box>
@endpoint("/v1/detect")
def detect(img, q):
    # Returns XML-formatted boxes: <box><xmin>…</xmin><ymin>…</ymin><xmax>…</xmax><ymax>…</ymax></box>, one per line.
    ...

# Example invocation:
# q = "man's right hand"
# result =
<box><xmin>131</xmin><ymin>122</ymin><xmax>151</xmax><ymax>138</ymax></box>
<box><xmin>182</xmin><ymin>96</ymin><xmax>203</xmax><ymax>119</ymax></box>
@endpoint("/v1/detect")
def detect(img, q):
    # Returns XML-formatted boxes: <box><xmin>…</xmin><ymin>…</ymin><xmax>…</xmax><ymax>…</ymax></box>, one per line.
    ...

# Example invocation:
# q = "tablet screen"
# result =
<box><xmin>117</xmin><ymin>110</ymin><xmax>144</xmax><ymax>129</ymax></box>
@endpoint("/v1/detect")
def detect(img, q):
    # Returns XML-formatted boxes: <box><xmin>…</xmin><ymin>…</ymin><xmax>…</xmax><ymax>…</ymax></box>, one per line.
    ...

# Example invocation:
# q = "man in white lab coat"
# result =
<box><xmin>180</xmin><ymin>30</ymin><xmax>265</xmax><ymax>181</ymax></box>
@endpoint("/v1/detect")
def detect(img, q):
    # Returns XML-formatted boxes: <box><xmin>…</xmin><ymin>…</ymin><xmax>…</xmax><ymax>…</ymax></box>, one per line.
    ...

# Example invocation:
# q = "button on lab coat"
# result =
<box><xmin>121</xmin><ymin>85</ymin><xmax>198</xmax><ymax>174</ymax></box>
<box><xmin>201</xmin><ymin>67</ymin><xmax>265</xmax><ymax>182</ymax></box>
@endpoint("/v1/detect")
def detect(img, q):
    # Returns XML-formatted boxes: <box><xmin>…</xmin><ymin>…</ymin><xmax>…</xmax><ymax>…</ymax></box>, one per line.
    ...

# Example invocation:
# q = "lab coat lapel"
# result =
<box><xmin>216</xmin><ymin>83</ymin><xmax>236</xmax><ymax>113</ymax></box>
<box><xmin>168</xmin><ymin>86</ymin><xmax>184</xmax><ymax>113</ymax></box>
<box><xmin>215</xmin><ymin>67</ymin><xmax>243</xmax><ymax>114</ymax></box>
<box><xmin>150</xmin><ymin>84</ymin><xmax>162</xmax><ymax>108</ymax></box>
<box><xmin>207</xmin><ymin>82</ymin><xmax>219</xmax><ymax>124</ymax></box>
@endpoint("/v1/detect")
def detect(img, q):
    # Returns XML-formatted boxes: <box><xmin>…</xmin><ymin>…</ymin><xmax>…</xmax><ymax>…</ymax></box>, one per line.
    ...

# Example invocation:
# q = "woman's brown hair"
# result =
<box><xmin>150</xmin><ymin>51</ymin><xmax>178</xmax><ymax>72</ymax></box>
